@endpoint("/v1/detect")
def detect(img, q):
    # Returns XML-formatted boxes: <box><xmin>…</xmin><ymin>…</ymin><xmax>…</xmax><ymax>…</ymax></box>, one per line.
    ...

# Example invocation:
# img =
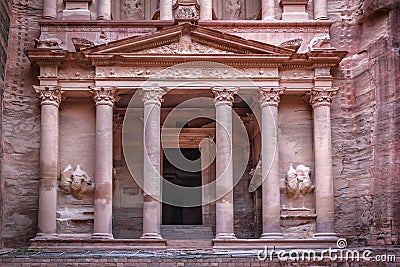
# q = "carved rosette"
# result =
<box><xmin>309</xmin><ymin>87</ymin><xmax>339</xmax><ymax>108</ymax></box>
<box><xmin>141</xmin><ymin>88</ymin><xmax>165</xmax><ymax>106</ymax></box>
<box><xmin>90</xmin><ymin>87</ymin><xmax>117</xmax><ymax>106</ymax></box>
<box><xmin>259</xmin><ymin>87</ymin><xmax>285</xmax><ymax>107</ymax></box>
<box><xmin>211</xmin><ymin>87</ymin><xmax>238</xmax><ymax>106</ymax></box>
<box><xmin>34</xmin><ymin>85</ymin><xmax>63</xmax><ymax>107</ymax></box>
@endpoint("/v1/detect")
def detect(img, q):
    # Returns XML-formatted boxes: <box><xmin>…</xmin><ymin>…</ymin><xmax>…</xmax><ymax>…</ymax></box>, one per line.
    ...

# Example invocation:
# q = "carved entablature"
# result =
<box><xmin>309</xmin><ymin>87</ymin><xmax>339</xmax><ymax>108</ymax></box>
<box><xmin>90</xmin><ymin>87</ymin><xmax>117</xmax><ymax>106</ymax></box>
<box><xmin>259</xmin><ymin>87</ymin><xmax>285</xmax><ymax>107</ymax></box>
<box><xmin>212</xmin><ymin>86</ymin><xmax>238</xmax><ymax>106</ymax></box>
<box><xmin>140</xmin><ymin>87</ymin><xmax>165</xmax><ymax>106</ymax></box>
<box><xmin>33</xmin><ymin>85</ymin><xmax>63</xmax><ymax>107</ymax></box>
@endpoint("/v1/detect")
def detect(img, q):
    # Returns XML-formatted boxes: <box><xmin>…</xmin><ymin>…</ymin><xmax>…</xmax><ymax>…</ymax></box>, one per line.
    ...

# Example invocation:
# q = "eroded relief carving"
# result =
<box><xmin>137</xmin><ymin>36</ymin><xmax>233</xmax><ymax>54</ymax></box>
<box><xmin>34</xmin><ymin>37</ymin><xmax>63</xmax><ymax>49</ymax></box>
<box><xmin>286</xmin><ymin>163</ymin><xmax>315</xmax><ymax>199</ymax></box>
<box><xmin>122</xmin><ymin>0</ymin><xmax>144</xmax><ymax>20</ymax></box>
<box><xmin>226</xmin><ymin>0</ymin><xmax>241</xmax><ymax>19</ymax></box>
<box><xmin>60</xmin><ymin>165</ymin><xmax>95</xmax><ymax>200</ymax></box>
<box><xmin>308</xmin><ymin>34</ymin><xmax>331</xmax><ymax>51</ymax></box>
<box><xmin>176</xmin><ymin>6</ymin><xmax>199</xmax><ymax>20</ymax></box>
<box><xmin>72</xmin><ymin>37</ymin><xmax>94</xmax><ymax>51</ymax></box>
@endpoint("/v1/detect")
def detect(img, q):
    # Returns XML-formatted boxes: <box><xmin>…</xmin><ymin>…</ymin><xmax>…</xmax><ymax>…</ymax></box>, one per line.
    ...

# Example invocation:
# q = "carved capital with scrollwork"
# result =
<box><xmin>211</xmin><ymin>87</ymin><xmax>238</xmax><ymax>107</ymax></box>
<box><xmin>90</xmin><ymin>87</ymin><xmax>117</xmax><ymax>106</ymax></box>
<box><xmin>309</xmin><ymin>87</ymin><xmax>339</xmax><ymax>108</ymax></box>
<box><xmin>141</xmin><ymin>87</ymin><xmax>165</xmax><ymax>106</ymax></box>
<box><xmin>33</xmin><ymin>85</ymin><xmax>63</xmax><ymax>107</ymax></box>
<box><xmin>259</xmin><ymin>87</ymin><xmax>285</xmax><ymax>107</ymax></box>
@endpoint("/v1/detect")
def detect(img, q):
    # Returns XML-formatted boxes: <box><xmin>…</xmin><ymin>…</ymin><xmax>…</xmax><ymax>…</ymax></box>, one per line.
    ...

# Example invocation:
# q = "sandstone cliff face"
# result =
<box><xmin>329</xmin><ymin>0</ymin><xmax>400</xmax><ymax>246</ymax></box>
<box><xmin>1</xmin><ymin>0</ymin><xmax>43</xmax><ymax>248</ymax></box>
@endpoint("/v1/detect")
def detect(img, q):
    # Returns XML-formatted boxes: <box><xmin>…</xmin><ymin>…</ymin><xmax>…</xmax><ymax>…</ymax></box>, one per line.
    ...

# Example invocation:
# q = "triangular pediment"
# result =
<box><xmin>82</xmin><ymin>23</ymin><xmax>294</xmax><ymax>56</ymax></box>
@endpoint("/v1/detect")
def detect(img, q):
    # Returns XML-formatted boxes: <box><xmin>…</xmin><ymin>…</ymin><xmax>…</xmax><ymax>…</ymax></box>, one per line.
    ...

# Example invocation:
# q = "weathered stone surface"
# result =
<box><xmin>329</xmin><ymin>0</ymin><xmax>400</xmax><ymax>246</ymax></box>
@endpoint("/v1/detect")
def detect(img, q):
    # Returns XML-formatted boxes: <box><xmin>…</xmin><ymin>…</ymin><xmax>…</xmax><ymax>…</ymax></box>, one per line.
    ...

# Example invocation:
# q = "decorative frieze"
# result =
<box><xmin>259</xmin><ymin>87</ymin><xmax>285</xmax><ymax>107</ymax></box>
<box><xmin>309</xmin><ymin>87</ymin><xmax>339</xmax><ymax>108</ymax></box>
<box><xmin>141</xmin><ymin>87</ymin><xmax>165</xmax><ymax>106</ymax></box>
<box><xmin>212</xmin><ymin>87</ymin><xmax>238</xmax><ymax>106</ymax></box>
<box><xmin>90</xmin><ymin>87</ymin><xmax>117</xmax><ymax>106</ymax></box>
<box><xmin>33</xmin><ymin>85</ymin><xmax>63</xmax><ymax>107</ymax></box>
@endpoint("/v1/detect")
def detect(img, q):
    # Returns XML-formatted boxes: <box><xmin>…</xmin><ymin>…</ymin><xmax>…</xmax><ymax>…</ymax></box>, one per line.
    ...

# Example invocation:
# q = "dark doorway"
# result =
<box><xmin>162</xmin><ymin>148</ymin><xmax>202</xmax><ymax>225</ymax></box>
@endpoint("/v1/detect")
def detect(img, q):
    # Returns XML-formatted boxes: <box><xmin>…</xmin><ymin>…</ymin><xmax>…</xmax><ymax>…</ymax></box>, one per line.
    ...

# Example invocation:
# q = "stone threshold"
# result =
<box><xmin>29</xmin><ymin>237</ymin><xmax>339</xmax><ymax>251</ymax></box>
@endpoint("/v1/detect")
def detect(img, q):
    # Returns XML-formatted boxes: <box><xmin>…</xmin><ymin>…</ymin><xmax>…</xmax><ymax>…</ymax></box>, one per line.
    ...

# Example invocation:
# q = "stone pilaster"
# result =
<box><xmin>310</xmin><ymin>87</ymin><xmax>338</xmax><ymax>239</ymax></box>
<box><xmin>43</xmin><ymin>0</ymin><xmax>57</xmax><ymax>19</ymax></box>
<box><xmin>90</xmin><ymin>87</ymin><xmax>116</xmax><ymax>239</ymax></box>
<box><xmin>33</xmin><ymin>85</ymin><xmax>63</xmax><ymax>239</ymax></box>
<box><xmin>259</xmin><ymin>87</ymin><xmax>285</xmax><ymax>239</ymax></box>
<box><xmin>212</xmin><ymin>86</ymin><xmax>238</xmax><ymax>240</ymax></box>
<box><xmin>314</xmin><ymin>0</ymin><xmax>328</xmax><ymax>20</ymax></box>
<box><xmin>160</xmin><ymin>0</ymin><xmax>173</xmax><ymax>20</ymax></box>
<box><xmin>141</xmin><ymin>87</ymin><xmax>165</xmax><ymax>239</ymax></box>
<box><xmin>200</xmin><ymin>0</ymin><xmax>213</xmax><ymax>20</ymax></box>
<box><xmin>262</xmin><ymin>0</ymin><xmax>275</xmax><ymax>20</ymax></box>
<box><xmin>97</xmin><ymin>0</ymin><xmax>111</xmax><ymax>20</ymax></box>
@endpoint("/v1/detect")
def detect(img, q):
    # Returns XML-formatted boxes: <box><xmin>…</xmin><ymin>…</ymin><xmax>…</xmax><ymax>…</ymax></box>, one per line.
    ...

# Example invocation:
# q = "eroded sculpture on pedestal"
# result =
<box><xmin>60</xmin><ymin>165</ymin><xmax>95</xmax><ymax>200</ymax></box>
<box><xmin>286</xmin><ymin>163</ymin><xmax>315</xmax><ymax>199</ymax></box>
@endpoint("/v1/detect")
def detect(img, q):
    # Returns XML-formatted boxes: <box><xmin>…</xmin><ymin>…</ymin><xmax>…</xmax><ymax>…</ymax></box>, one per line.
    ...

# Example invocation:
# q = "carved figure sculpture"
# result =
<box><xmin>308</xmin><ymin>34</ymin><xmax>331</xmax><ymax>51</ymax></box>
<box><xmin>286</xmin><ymin>163</ymin><xmax>315</xmax><ymax>199</ymax></box>
<box><xmin>60</xmin><ymin>165</ymin><xmax>95</xmax><ymax>200</ymax></box>
<box><xmin>226</xmin><ymin>0</ymin><xmax>241</xmax><ymax>19</ymax></box>
<box><xmin>34</xmin><ymin>38</ymin><xmax>63</xmax><ymax>49</ymax></box>
<box><xmin>123</xmin><ymin>0</ymin><xmax>144</xmax><ymax>20</ymax></box>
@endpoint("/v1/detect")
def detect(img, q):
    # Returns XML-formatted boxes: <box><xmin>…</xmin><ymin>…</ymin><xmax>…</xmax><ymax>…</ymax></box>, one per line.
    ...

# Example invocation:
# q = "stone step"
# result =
<box><xmin>161</xmin><ymin>225</ymin><xmax>214</xmax><ymax>240</ymax></box>
<box><xmin>166</xmin><ymin>239</ymin><xmax>213</xmax><ymax>249</ymax></box>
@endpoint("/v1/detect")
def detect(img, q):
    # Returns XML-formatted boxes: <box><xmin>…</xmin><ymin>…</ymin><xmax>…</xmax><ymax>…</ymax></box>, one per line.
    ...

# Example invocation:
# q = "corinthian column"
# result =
<box><xmin>262</xmin><ymin>0</ymin><xmax>275</xmax><ymax>20</ymax></box>
<box><xmin>141</xmin><ymin>87</ymin><xmax>165</xmax><ymax>239</ymax></box>
<box><xmin>310</xmin><ymin>87</ymin><xmax>338</xmax><ymax>239</ymax></box>
<box><xmin>97</xmin><ymin>0</ymin><xmax>111</xmax><ymax>20</ymax></box>
<box><xmin>91</xmin><ymin>87</ymin><xmax>116</xmax><ymax>239</ymax></box>
<box><xmin>34</xmin><ymin>86</ymin><xmax>63</xmax><ymax>239</ymax></box>
<box><xmin>160</xmin><ymin>0</ymin><xmax>173</xmax><ymax>20</ymax></box>
<box><xmin>259</xmin><ymin>87</ymin><xmax>285</xmax><ymax>239</ymax></box>
<box><xmin>314</xmin><ymin>0</ymin><xmax>328</xmax><ymax>20</ymax></box>
<box><xmin>212</xmin><ymin>87</ymin><xmax>238</xmax><ymax>240</ymax></box>
<box><xmin>200</xmin><ymin>0</ymin><xmax>213</xmax><ymax>20</ymax></box>
<box><xmin>43</xmin><ymin>0</ymin><xmax>57</xmax><ymax>19</ymax></box>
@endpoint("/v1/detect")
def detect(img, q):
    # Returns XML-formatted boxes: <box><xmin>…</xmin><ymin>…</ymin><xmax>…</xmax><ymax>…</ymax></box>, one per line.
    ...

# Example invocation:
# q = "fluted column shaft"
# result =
<box><xmin>314</xmin><ymin>0</ymin><xmax>328</xmax><ymax>20</ymax></box>
<box><xmin>97</xmin><ymin>0</ymin><xmax>111</xmax><ymax>20</ymax></box>
<box><xmin>141</xmin><ymin>88</ymin><xmax>164</xmax><ymax>239</ymax></box>
<box><xmin>91</xmin><ymin>87</ymin><xmax>116</xmax><ymax>239</ymax></box>
<box><xmin>34</xmin><ymin>86</ymin><xmax>63</xmax><ymax>239</ymax></box>
<box><xmin>262</xmin><ymin>0</ymin><xmax>275</xmax><ymax>20</ymax></box>
<box><xmin>160</xmin><ymin>0</ymin><xmax>173</xmax><ymax>20</ymax></box>
<box><xmin>259</xmin><ymin>87</ymin><xmax>284</xmax><ymax>238</ymax></box>
<box><xmin>43</xmin><ymin>0</ymin><xmax>57</xmax><ymax>19</ymax></box>
<box><xmin>310</xmin><ymin>87</ymin><xmax>338</xmax><ymax>238</ymax></box>
<box><xmin>200</xmin><ymin>0</ymin><xmax>213</xmax><ymax>20</ymax></box>
<box><xmin>212</xmin><ymin>87</ymin><xmax>238</xmax><ymax>240</ymax></box>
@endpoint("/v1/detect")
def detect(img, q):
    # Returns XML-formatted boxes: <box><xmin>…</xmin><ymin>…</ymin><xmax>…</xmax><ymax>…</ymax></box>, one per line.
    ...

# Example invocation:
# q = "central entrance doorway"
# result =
<box><xmin>162</xmin><ymin>148</ymin><xmax>202</xmax><ymax>225</ymax></box>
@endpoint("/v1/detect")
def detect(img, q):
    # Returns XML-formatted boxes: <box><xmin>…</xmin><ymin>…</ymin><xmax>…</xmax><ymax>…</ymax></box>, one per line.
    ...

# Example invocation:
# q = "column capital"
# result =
<box><xmin>141</xmin><ymin>87</ymin><xmax>165</xmax><ymax>106</ymax></box>
<box><xmin>211</xmin><ymin>87</ymin><xmax>238</xmax><ymax>106</ymax></box>
<box><xmin>309</xmin><ymin>87</ymin><xmax>339</xmax><ymax>108</ymax></box>
<box><xmin>259</xmin><ymin>87</ymin><xmax>285</xmax><ymax>107</ymax></box>
<box><xmin>34</xmin><ymin>85</ymin><xmax>63</xmax><ymax>107</ymax></box>
<box><xmin>90</xmin><ymin>86</ymin><xmax>117</xmax><ymax>106</ymax></box>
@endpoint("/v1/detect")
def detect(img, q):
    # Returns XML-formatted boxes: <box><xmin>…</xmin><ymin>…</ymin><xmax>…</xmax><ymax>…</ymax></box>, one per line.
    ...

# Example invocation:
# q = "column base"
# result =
<box><xmin>91</xmin><ymin>233</ymin><xmax>114</xmax><ymax>240</ymax></box>
<box><xmin>260</xmin><ymin>233</ymin><xmax>284</xmax><ymax>239</ymax></box>
<box><xmin>215</xmin><ymin>233</ymin><xmax>237</xmax><ymax>240</ymax></box>
<box><xmin>32</xmin><ymin>233</ymin><xmax>59</xmax><ymax>240</ymax></box>
<box><xmin>313</xmin><ymin>233</ymin><xmax>338</xmax><ymax>240</ymax></box>
<box><xmin>141</xmin><ymin>233</ymin><xmax>163</xmax><ymax>239</ymax></box>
